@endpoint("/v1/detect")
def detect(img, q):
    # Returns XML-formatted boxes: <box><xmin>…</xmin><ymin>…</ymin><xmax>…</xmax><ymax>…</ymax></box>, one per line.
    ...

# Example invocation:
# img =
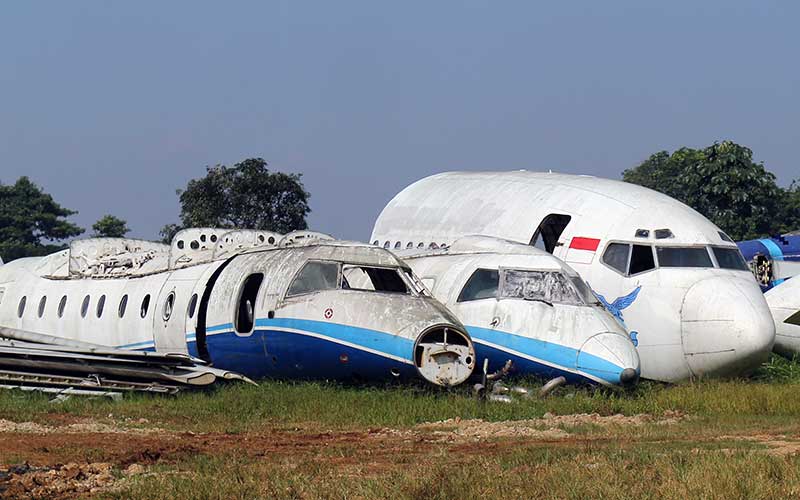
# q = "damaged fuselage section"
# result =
<box><xmin>0</xmin><ymin>229</ymin><xmax>476</xmax><ymax>395</ymax></box>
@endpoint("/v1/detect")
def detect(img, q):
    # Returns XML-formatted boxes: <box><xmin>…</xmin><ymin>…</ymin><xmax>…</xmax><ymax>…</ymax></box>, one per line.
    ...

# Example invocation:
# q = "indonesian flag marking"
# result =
<box><xmin>569</xmin><ymin>237</ymin><xmax>601</xmax><ymax>252</ymax></box>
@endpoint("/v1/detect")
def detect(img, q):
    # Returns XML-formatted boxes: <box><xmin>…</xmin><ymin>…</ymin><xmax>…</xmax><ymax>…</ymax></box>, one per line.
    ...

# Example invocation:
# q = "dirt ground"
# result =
<box><xmin>0</xmin><ymin>411</ymin><xmax>796</xmax><ymax>500</ymax></box>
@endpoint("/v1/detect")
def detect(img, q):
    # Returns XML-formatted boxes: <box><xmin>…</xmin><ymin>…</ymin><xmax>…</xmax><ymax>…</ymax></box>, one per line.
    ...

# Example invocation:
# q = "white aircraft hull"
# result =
<box><xmin>371</xmin><ymin>171</ymin><xmax>775</xmax><ymax>382</ymax></box>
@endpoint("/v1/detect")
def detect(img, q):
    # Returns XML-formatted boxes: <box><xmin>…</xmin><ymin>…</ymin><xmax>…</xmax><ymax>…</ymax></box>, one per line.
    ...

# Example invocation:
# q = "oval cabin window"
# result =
<box><xmin>187</xmin><ymin>293</ymin><xmax>198</xmax><ymax>319</ymax></box>
<box><xmin>58</xmin><ymin>296</ymin><xmax>67</xmax><ymax>318</ymax></box>
<box><xmin>119</xmin><ymin>295</ymin><xmax>128</xmax><ymax>318</ymax></box>
<box><xmin>17</xmin><ymin>296</ymin><xmax>27</xmax><ymax>318</ymax></box>
<box><xmin>81</xmin><ymin>295</ymin><xmax>90</xmax><ymax>318</ymax></box>
<box><xmin>162</xmin><ymin>292</ymin><xmax>175</xmax><ymax>321</ymax></box>
<box><xmin>38</xmin><ymin>296</ymin><xmax>47</xmax><ymax>318</ymax></box>
<box><xmin>140</xmin><ymin>294</ymin><xmax>151</xmax><ymax>318</ymax></box>
<box><xmin>96</xmin><ymin>295</ymin><xmax>106</xmax><ymax>318</ymax></box>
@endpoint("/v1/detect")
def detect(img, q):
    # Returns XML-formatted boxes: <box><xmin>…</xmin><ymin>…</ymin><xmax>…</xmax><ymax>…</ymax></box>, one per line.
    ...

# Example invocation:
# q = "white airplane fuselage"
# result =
<box><xmin>0</xmin><ymin>230</ymin><xmax>476</xmax><ymax>387</ymax></box>
<box><xmin>399</xmin><ymin>236</ymin><xmax>640</xmax><ymax>386</ymax></box>
<box><xmin>371</xmin><ymin>171</ymin><xmax>775</xmax><ymax>382</ymax></box>
<box><xmin>763</xmin><ymin>278</ymin><xmax>800</xmax><ymax>357</ymax></box>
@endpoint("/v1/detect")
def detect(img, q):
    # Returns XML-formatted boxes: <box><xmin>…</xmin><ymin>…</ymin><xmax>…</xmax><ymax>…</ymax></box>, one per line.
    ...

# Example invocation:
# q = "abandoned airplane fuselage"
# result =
<box><xmin>371</xmin><ymin>171</ymin><xmax>776</xmax><ymax>383</ymax></box>
<box><xmin>399</xmin><ymin>237</ymin><xmax>640</xmax><ymax>386</ymax></box>
<box><xmin>0</xmin><ymin>229</ymin><xmax>476</xmax><ymax>387</ymax></box>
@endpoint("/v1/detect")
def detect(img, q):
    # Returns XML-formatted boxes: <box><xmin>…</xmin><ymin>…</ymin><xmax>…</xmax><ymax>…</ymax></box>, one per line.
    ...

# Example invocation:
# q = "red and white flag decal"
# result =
<box><xmin>569</xmin><ymin>237</ymin><xmax>601</xmax><ymax>252</ymax></box>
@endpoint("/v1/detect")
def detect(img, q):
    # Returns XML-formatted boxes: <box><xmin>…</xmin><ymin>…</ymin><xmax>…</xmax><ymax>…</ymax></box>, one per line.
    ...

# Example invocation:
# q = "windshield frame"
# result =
<box><xmin>601</xmin><ymin>241</ymin><xmax>749</xmax><ymax>275</ymax></box>
<box><xmin>497</xmin><ymin>267</ymin><xmax>588</xmax><ymax>307</ymax></box>
<box><xmin>284</xmin><ymin>259</ymin><xmax>420</xmax><ymax>300</ymax></box>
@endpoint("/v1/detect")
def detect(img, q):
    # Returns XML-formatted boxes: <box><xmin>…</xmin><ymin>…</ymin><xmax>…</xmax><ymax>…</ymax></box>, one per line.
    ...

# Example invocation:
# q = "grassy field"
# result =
<box><xmin>2</xmin><ymin>356</ymin><xmax>800</xmax><ymax>499</ymax></box>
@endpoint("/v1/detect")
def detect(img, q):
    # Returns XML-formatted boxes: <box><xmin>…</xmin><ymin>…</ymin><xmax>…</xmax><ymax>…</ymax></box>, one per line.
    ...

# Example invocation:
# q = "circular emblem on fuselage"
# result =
<box><xmin>324</xmin><ymin>308</ymin><xmax>334</xmax><ymax>319</ymax></box>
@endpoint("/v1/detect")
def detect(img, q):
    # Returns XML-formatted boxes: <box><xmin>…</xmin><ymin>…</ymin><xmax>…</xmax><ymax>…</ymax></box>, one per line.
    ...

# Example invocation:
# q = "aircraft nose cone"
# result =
<box><xmin>577</xmin><ymin>332</ymin><xmax>641</xmax><ymax>386</ymax></box>
<box><xmin>681</xmin><ymin>276</ymin><xmax>775</xmax><ymax>378</ymax></box>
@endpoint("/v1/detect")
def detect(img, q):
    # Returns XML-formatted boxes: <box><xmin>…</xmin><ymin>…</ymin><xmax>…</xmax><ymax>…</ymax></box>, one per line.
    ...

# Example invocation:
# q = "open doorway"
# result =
<box><xmin>530</xmin><ymin>214</ymin><xmax>572</xmax><ymax>254</ymax></box>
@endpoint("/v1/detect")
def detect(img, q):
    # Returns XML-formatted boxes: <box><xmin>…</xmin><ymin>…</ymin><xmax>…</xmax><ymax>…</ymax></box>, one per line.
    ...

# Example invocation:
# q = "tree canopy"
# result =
<box><xmin>623</xmin><ymin>141</ymin><xmax>800</xmax><ymax>241</ymax></box>
<box><xmin>161</xmin><ymin>158</ymin><xmax>311</xmax><ymax>242</ymax></box>
<box><xmin>92</xmin><ymin>214</ymin><xmax>130</xmax><ymax>238</ymax></box>
<box><xmin>0</xmin><ymin>177</ymin><xmax>84</xmax><ymax>261</ymax></box>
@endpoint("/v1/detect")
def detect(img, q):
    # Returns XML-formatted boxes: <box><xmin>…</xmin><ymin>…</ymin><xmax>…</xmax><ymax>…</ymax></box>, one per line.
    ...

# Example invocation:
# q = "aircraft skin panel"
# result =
<box><xmin>0</xmin><ymin>236</ymin><xmax>477</xmax><ymax>387</ymax></box>
<box><xmin>372</xmin><ymin>172</ymin><xmax>775</xmax><ymax>382</ymax></box>
<box><xmin>467</xmin><ymin>326</ymin><xmax>632</xmax><ymax>386</ymax></box>
<box><xmin>186</xmin><ymin>329</ymin><xmax>419</xmax><ymax>381</ymax></box>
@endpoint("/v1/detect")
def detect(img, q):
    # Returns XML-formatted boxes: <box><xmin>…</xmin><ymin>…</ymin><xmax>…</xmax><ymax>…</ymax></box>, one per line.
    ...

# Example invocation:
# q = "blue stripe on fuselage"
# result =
<box><xmin>760</xmin><ymin>239</ymin><xmax>786</xmax><ymax>261</ymax></box>
<box><xmin>188</xmin><ymin>326</ymin><xmax>418</xmax><ymax>381</ymax></box>
<box><xmin>466</xmin><ymin>326</ymin><xmax>627</xmax><ymax>385</ymax></box>
<box><xmin>175</xmin><ymin>317</ymin><xmax>418</xmax><ymax>380</ymax></box>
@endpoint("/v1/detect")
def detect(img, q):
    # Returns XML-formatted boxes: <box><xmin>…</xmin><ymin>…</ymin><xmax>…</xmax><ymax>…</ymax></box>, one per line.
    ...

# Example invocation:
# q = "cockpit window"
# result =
<box><xmin>603</xmin><ymin>243</ymin><xmax>630</xmax><ymax>275</ymax></box>
<box><xmin>457</xmin><ymin>269</ymin><xmax>499</xmax><ymax>302</ymax></box>
<box><xmin>718</xmin><ymin>231</ymin><xmax>734</xmax><ymax>243</ymax></box>
<box><xmin>342</xmin><ymin>265</ymin><xmax>409</xmax><ymax>294</ymax></box>
<box><xmin>712</xmin><ymin>247</ymin><xmax>749</xmax><ymax>271</ymax></box>
<box><xmin>287</xmin><ymin>261</ymin><xmax>340</xmax><ymax>297</ymax></box>
<box><xmin>401</xmin><ymin>268</ymin><xmax>431</xmax><ymax>296</ymax></box>
<box><xmin>656</xmin><ymin>247</ymin><xmax>713</xmax><ymax>268</ymax></box>
<box><xmin>500</xmin><ymin>270</ymin><xmax>583</xmax><ymax>306</ymax></box>
<box><xmin>629</xmin><ymin>244</ymin><xmax>656</xmax><ymax>275</ymax></box>
<box><xmin>567</xmin><ymin>275</ymin><xmax>601</xmax><ymax>305</ymax></box>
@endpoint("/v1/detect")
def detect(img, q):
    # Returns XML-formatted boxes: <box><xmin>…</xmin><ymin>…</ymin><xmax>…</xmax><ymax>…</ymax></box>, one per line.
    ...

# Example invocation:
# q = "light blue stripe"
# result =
<box><xmin>760</xmin><ymin>239</ymin><xmax>785</xmax><ymax>261</ymax></box>
<box><xmin>207</xmin><ymin>322</ymin><xmax>234</xmax><ymax>333</ymax></box>
<box><xmin>118</xmin><ymin>339</ymin><xmax>155</xmax><ymax>349</ymax></box>
<box><xmin>255</xmin><ymin>317</ymin><xmax>414</xmax><ymax>361</ymax></box>
<box><xmin>466</xmin><ymin>326</ymin><xmax>627</xmax><ymax>383</ymax></box>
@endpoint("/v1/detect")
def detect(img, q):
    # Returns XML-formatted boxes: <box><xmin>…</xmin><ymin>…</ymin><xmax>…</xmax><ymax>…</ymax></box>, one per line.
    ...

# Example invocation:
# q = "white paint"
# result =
<box><xmin>372</xmin><ymin>171</ymin><xmax>775</xmax><ymax>382</ymax></box>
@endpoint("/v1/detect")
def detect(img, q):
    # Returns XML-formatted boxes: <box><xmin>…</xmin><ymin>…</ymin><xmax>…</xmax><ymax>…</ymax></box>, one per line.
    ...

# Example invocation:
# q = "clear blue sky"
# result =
<box><xmin>2</xmin><ymin>1</ymin><xmax>798</xmax><ymax>241</ymax></box>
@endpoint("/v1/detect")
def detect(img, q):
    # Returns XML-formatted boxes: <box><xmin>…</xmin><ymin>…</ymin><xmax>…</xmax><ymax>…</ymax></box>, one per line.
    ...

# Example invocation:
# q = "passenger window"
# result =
<box><xmin>236</xmin><ymin>274</ymin><xmax>264</xmax><ymax>333</ymax></box>
<box><xmin>629</xmin><ymin>245</ymin><xmax>655</xmax><ymax>275</ymax></box>
<box><xmin>38</xmin><ymin>296</ymin><xmax>47</xmax><ymax>318</ymax></box>
<box><xmin>140</xmin><ymin>294</ymin><xmax>151</xmax><ymax>318</ymax></box>
<box><xmin>0</xmin><ymin>288</ymin><xmax>4</xmax><ymax>305</ymax></box>
<box><xmin>187</xmin><ymin>293</ymin><xmax>198</xmax><ymax>319</ymax></box>
<box><xmin>603</xmin><ymin>243</ymin><xmax>630</xmax><ymax>275</ymax></box>
<box><xmin>119</xmin><ymin>295</ymin><xmax>128</xmax><ymax>318</ymax></box>
<box><xmin>163</xmin><ymin>292</ymin><xmax>175</xmax><ymax>321</ymax></box>
<box><xmin>287</xmin><ymin>261</ymin><xmax>339</xmax><ymax>297</ymax></box>
<box><xmin>457</xmin><ymin>269</ymin><xmax>499</xmax><ymax>302</ymax></box>
<box><xmin>342</xmin><ymin>265</ymin><xmax>409</xmax><ymax>294</ymax></box>
<box><xmin>17</xmin><ymin>296</ymin><xmax>27</xmax><ymax>318</ymax></box>
<box><xmin>81</xmin><ymin>295</ymin><xmax>90</xmax><ymax>318</ymax></box>
<box><xmin>58</xmin><ymin>296</ymin><xmax>67</xmax><ymax>318</ymax></box>
<box><xmin>97</xmin><ymin>295</ymin><xmax>106</xmax><ymax>318</ymax></box>
<box><xmin>656</xmin><ymin>247</ymin><xmax>713</xmax><ymax>268</ymax></box>
<box><xmin>530</xmin><ymin>214</ymin><xmax>572</xmax><ymax>254</ymax></box>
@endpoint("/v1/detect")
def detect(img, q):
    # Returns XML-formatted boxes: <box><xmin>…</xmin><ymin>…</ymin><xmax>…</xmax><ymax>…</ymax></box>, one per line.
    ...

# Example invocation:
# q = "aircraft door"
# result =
<box><xmin>530</xmin><ymin>214</ymin><xmax>572</xmax><ymax>255</ymax></box>
<box><xmin>152</xmin><ymin>275</ymin><xmax>196</xmax><ymax>354</ymax></box>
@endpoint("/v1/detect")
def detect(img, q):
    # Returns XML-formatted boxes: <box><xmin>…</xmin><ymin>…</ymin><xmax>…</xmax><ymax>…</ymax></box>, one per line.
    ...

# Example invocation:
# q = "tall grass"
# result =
<box><xmin>4</xmin><ymin>374</ymin><xmax>800</xmax><ymax>431</ymax></box>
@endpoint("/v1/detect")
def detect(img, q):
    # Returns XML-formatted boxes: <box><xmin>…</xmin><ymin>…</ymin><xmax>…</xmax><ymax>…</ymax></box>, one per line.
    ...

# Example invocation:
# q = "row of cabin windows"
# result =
<box><xmin>17</xmin><ymin>292</ymin><xmax>200</xmax><ymax>321</ymax></box>
<box><xmin>373</xmin><ymin>241</ymin><xmax>448</xmax><ymax>250</ymax></box>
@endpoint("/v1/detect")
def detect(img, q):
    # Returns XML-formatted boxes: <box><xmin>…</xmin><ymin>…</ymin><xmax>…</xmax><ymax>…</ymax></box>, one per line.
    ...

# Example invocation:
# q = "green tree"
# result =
<box><xmin>161</xmin><ymin>158</ymin><xmax>311</xmax><ymax>241</ymax></box>
<box><xmin>623</xmin><ymin>141</ymin><xmax>798</xmax><ymax>240</ymax></box>
<box><xmin>92</xmin><ymin>214</ymin><xmax>130</xmax><ymax>238</ymax></box>
<box><xmin>0</xmin><ymin>177</ymin><xmax>84</xmax><ymax>261</ymax></box>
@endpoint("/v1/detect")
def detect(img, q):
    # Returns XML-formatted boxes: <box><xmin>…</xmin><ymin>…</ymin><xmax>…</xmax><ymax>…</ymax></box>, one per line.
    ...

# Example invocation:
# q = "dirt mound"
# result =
<box><xmin>0</xmin><ymin>418</ymin><xmax>163</xmax><ymax>435</ymax></box>
<box><xmin>401</xmin><ymin>411</ymin><xmax>688</xmax><ymax>442</ymax></box>
<box><xmin>0</xmin><ymin>462</ymin><xmax>116</xmax><ymax>500</ymax></box>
